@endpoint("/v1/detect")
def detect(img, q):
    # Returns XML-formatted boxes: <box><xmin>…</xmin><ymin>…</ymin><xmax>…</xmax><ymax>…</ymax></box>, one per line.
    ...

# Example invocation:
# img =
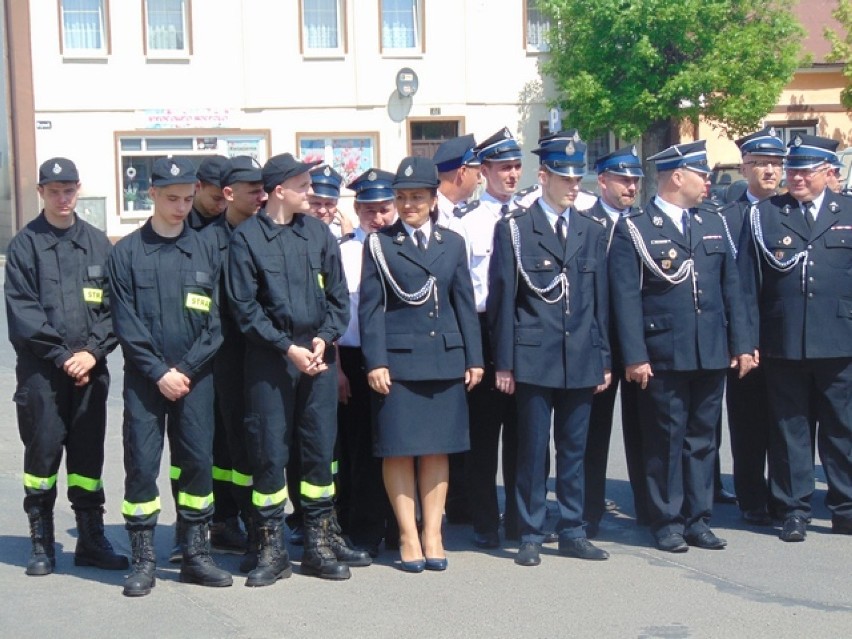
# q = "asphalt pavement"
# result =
<box><xmin>0</xmin><ymin>266</ymin><xmax>850</xmax><ymax>639</ymax></box>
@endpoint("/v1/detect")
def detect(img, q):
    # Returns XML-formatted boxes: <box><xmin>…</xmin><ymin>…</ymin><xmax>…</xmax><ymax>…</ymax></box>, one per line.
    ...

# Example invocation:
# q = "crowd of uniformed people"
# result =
<box><xmin>5</xmin><ymin>123</ymin><xmax>851</xmax><ymax>596</ymax></box>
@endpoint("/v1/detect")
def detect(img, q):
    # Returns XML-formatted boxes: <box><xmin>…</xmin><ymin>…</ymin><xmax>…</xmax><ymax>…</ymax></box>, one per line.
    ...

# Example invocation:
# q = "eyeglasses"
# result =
<box><xmin>785</xmin><ymin>165</ymin><xmax>830</xmax><ymax>178</ymax></box>
<box><xmin>743</xmin><ymin>160</ymin><xmax>782</xmax><ymax>169</ymax></box>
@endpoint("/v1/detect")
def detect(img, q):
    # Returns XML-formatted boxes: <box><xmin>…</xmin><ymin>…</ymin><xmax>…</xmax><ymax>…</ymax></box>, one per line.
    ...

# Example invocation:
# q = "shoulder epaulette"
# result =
<box><xmin>337</xmin><ymin>233</ymin><xmax>355</xmax><ymax>245</ymax></box>
<box><xmin>455</xmin><ymin>199</ymin><xmax>478</xmax><ymax>216</ymax></box>
<box><xmin>577</xmin><ymin>207</ymin><xmax>608</xmax><ymax>227</ymax></box>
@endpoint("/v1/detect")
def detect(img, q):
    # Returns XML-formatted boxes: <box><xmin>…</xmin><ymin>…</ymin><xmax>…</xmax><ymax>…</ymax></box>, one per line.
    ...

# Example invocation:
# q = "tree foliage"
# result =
<box><xmin>538</xmin><ymin>0</ymin><xmax>804</xmax><ymax>144</ymax></box>
<box><xmin>825</xmin><ymin>0</ymin><xmax>852</xmax><ymax>110</ymax></box>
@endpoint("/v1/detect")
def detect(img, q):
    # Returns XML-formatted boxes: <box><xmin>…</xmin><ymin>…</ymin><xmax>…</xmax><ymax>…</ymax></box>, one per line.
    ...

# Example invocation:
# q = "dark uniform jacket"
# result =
<box><xmin>226</xmin><ymin>210</ymin><xmax>349</xmax><ymax>354</ymax></box>
<box><xmin>609</xmin><ymin>200</ymin><xmax>751</xmax><ymax>371</ymax></box>
<box><xmin>487</xmin><ymin>202</ymin><xmax>610</xmax><ymax>389</ymax></box>
<box><xmin>359</xmin><ymin>220</ymin><xmax>482</xmax><ymax>381</ymax></box>
<box><xmin>187</xmin><ymin>207</ymin><xmax>218</xmax><ymax>231</ymax></box>
<box><xmin>5</xmin><ymin>212</ymin><xmax>116</xmax><ymax>365</ymax></box>
<box><xmin>200</xmin><ymin>216</ymin><xmax>240</xmax><ymax>345</ymax></box>
<box><xmin>737</xmin><ymin>189</ymin><xmax>852</xmax><ymax>360</ymax></box>
<box><xmin>107</xmin><ymin>219</ymin><xmax>222</xmax><ymax>383</ymax></box>
<box><xmin>719</xmin><ymin>191</ymin><xmax>752</xmax><ymax>249</ymax></box>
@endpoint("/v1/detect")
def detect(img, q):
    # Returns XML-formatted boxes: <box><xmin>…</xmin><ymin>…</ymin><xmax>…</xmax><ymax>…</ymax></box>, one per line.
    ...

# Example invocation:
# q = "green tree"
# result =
<box><xmin>537</xmin><ymin>0</ymin><xmax>804</xmax><ymax>177</ymax></box>
<box><xmin>825</xmin><ymin>0</ymin><xmax>852</xmax><ymax>110</ymax></box>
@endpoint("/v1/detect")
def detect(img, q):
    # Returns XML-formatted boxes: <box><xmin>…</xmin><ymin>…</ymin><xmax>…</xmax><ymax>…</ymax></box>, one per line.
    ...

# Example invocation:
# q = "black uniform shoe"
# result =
<box><xmin>831</xmin><ymin>519</ymin><xmax>852</xmax><ymax>535</ymax></box>
<box><xmin>714</xmin><ymin>489</ymin><xmax>737</xmax><ymax>505</ymax></box>
<box><xmin>179</xmin><ymin>522</ymin><xmax>233</xmax><ymax>587</ymax></box>
<box><xmin>558</xmin><ymin>537</ymin><xmax>609</xmax><ymax>560</ymax></box>
<box><xmin>210</xmin><ymin>516</ymin><xmax>248</xmax><ymax>554</ymax></box>
<box><xmin>684</xmin><ymin>530</ymin><xmax>727</xmax><ymax>550</ymax></box>
<box><xmin>741</xmin><ymin>508</ymin><xmax>772</xmax><ymax>526</ymax></box>
<box><xmin>300</xmin><ymin>519</ymin><xmax>351</xmax><ymax>580</ymax></box>
<box><xmin>246</xmin><ymin>523</ymin><xmax>292</xmax><ymax>587</ymax></box>
<box><xmin>655</xmin><ymin>533</ymin><xmax>689</xmax><ymax>553</ymax></box>
<box><xmin>514</xmin><ymin>542</ymin><xmax>541</xmax><ymax>567</ymax></box>
<box><xmin>543</xmin><ymin>531</ymin><xmax>558</xmax><ymax>544</ymax></box>
<box><xmin>74</xmin><ymin>508</ymin><xmax>129</xmax><ymax>570</ymax></box>
<box><xmin>123</xmin><ymin>528</ymin><xmax>156</xmax><ymax>597</ymax></box>
<box><xmin>780</xmin><ymin>516</ymin><xmax>807</xmax><ymax>542</ymax></box>
<box><xmin>473</xmin><ymin>531</ymin><xmax>500</xmax><ymax>549</ymax></box>
<box><xmin>25</xmin><ymin>508</ymin><xmax>55</xmax><ymax>576</ymax></box>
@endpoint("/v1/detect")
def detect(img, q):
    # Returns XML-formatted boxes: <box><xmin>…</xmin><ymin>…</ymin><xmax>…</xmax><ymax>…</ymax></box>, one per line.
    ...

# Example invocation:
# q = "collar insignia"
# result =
<box><xmin>694</xmin><ymin>214</ymin><xmax>703</xmax><ymax>224</ymax></box>
<box><xmin>394</xmin><ymin>232</ymin><xmax>406</xmax><ymax>244</ymax></box>
<box><xmin>653</xmin><ymin>216</ymin><xmax>663</xmax><ymax>227</ymax></box>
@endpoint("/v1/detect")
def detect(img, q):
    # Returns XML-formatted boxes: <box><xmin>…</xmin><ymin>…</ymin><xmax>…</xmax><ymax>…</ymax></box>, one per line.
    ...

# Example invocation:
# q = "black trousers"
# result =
<box><xmin>14</xmin><ymin>354</ymin><xmax>109</xmax><ymax>513</ymax></box>
<box><xmin>122</xmin><ymin>367</ymin><xmax>215</xmax><ymax>529</ymax></box>
<box><xmin>638</xmin><ymin>369</ymin><xmax>725</xmax><ymax>539</ymax></box>
<box><xmin>764</xmin><ymin>357</ymin><xmax>852</xmax><ymax>525</ymax></box>
<box><xmin>245</xmin><ymin>344</ymin><xmax>337</xmax><ymax>524</ymax></box>
<box><xmin>515</xmin><ymin>383</ymin><xmax>593</xmax><ymax>543</ymax></box>
<box><xmin>583</xmin><ymin>367</ymin><xmax>646</xmax><ymax>525</ymax></box>
<box><xmin>466</xmin><ymin>316</ymin><xmax>518</xmax><ymax>536</ymax></box>
<box><xmin>212</xmin><ymin>338</ymin><xmax>253</xmax><ymax>522</ymax></box>
<box><xmin>725</xmin><ymin>366</ymin><xmax>771</xmax><ymax>512</ymax></box>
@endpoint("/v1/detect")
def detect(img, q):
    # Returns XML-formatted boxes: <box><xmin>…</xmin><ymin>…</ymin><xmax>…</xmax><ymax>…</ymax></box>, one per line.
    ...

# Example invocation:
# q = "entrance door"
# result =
<box><xmin>409</xmin><ymin>119</ymin><xmax>461</xmax><ymax>158</ymax></box>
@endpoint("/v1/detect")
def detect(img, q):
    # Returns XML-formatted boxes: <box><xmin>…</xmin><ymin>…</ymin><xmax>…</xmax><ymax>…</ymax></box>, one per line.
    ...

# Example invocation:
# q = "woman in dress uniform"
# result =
<box><xmin>359</xmin><ymin>156</ymin><xmax>483</xmax><ymax>572</ymax></box>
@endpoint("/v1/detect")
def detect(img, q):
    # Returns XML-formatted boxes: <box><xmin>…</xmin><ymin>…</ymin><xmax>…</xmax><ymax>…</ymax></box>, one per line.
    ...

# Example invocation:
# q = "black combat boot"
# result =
<box><xmin>239</xmin><ymin>515</ymin><xmax>260</xmax><ymax>574</ymax></box>
<box><xmin>245</xmin><ymin>521</ymin><xmax>292</xmax><ymax>587</ymax></box>
<box><xmin>327</xmin><ymin>510</ymin><xmax>371</xmax><ymax>567</ymax></box>
<box><xmin>25</xmin><ymin>508</ymin><xmax>55</xmax><ymax>576</ymax></box>
<box><xmin>210</xmin><ymin>516</ymin><xmax>248</xmax><ymax>554</ymax></box>
<box><xmin>179</xmin><ymin>521</ymin><xmax>233</xmax><ymax>587</ymax></box>
<box><xmin>123</xmin><ymin>528</ymin><xmax>156</xmax><ymax>597</ymax></box>
<box><xmin>74</xmin><ymin>508</ymin><xmax>129</xmax><ymax>570</ymax></box>
<box><xmin>301</xmin><ymin>518</ymin><xmax>351</xmax><ymax>580</ymax></box>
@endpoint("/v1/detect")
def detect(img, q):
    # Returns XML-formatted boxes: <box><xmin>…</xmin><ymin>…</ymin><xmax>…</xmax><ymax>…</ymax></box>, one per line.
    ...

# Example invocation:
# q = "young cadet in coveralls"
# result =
<box><xmin>5</xmin><ymin>157</ymin><xmax>127</xmax><ymax>576</ymax></box>
<box><xmin>738</xmin><ymin>134</ymin><xmax>852</xmax><ymax>541</ymax></box>
<box><xmin>359</xmin><ymin>156</ymin><xmax>483</xmax><ymax>572</ymax></box>
<box><xmin>227</xmin><ymin>153</ymin><xmax>357</xmax><ymax>585</ymax></box>
<box><xmin>336</xmin><ymin>168</ymin><xmax>399</xmax><ymax>556</ymax></box>
<box><xmin>488</xmin><ymin>133</ymin><xmax>611</xmax><ymax>567</ymax></box>
<box><xmin>199</xmin><ymin>156</ymin><xmax>267</xmax><ymax>574</ymax></box>
<box><xmin>717</xmin><ymin>127</ymin><xmax>786</xmax><ymax>526</ymax></box>
<box><xmin>108</xmin><ymin>157</ymin><xmax>230</xmax><ymax>596</ymax></box>
<box><xmin>609</xmin><ymin>141</ymin><xmax>755</xmax><ymax>554</ymax></box>
<box><xmin>580</xmin><ymin>146</ymin><xmax>647</xmax><ymax>536</ymax></box>
<box><xmin>187</xmin><ymin>155</ymin><xmax>228</xmax><ymax>230</ymax></box>
<box><xmin>459</xmin><ymin>127</ymin><xmax>523</xmax><ymax>547</ymax></box>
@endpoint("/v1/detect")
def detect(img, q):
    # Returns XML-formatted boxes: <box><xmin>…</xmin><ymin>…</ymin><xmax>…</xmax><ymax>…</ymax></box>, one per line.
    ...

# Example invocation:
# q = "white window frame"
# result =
<box><xmin>301</xmin><ymin>0</ymin><xmax>346</xmax><ymax>57</ymax></box>
<box><xmin>525</xmin><ymin>0</ymin><xmax>549</xmax><ymax>53</ymax></box>
<box><xmin>115</xmin><ymin>130</ymin><xmax>269</xmax><ymax>220</ymax></box>
<box><xmin>59</xmin><ymin>0</ymin><xmax>109</xmax><ymax>57</ymax></box>
<box><xmin>380</xmin><ymin>0</ymin><xmax>423</xmax><ymax>56</ymax></box>
<box><xmin>765</xmin><ymin>122</ymin><xmax>817</xmax><ymax>146</ymax></box>
<box><xmin>143</xmin><ymin>0</ymin><xmax>191</xmax><ymax>58</ymax></box>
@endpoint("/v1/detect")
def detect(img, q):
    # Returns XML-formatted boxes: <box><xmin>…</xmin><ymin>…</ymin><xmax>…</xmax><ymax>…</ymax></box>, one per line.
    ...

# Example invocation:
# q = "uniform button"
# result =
<box><xmin>698</xmin><ymin>289</ymin><xmax>703</xmax><ymax>295</ymax></box>
<box><xmin>808</xmin><ymin>293</ymin><xmax>814</xmax><ymax>298</ymax></box>
<box><xmin>649</xmin><ymin>323</ymin><xmax>655</xmax><ymax>328</ymax></box>
<box><xmin>429</xmin><ymin>330</ymin><xmax>436</xmax><ymax>337</ymax></box>
<box><xmin>428</xmin><ymin>311</ymin><xmax>434</xmax><ymax>318</ymax></box>
<box><xmin>697</xmin><ymin>309</ymin><xmax>702</xmax><ymax>314</ymax></box>
<box><xmin>807</xmin><ymin>245</ymin><xmax>813</xmax><ymax>250</ymax></box>
<box><xmin>808</xmin><ymin>277</ymin><xmax>814</xmax><ymax>282</ymax></box>
<box><xmin>809</xmin><ymin>261</ymin><xmax>814</xmax><ymax>266</ymax></box>
<box><xmin>564</xmin><ymin>331</ymin><xmax>570</xmax><ymax>336</ymax></box>
<box><xmin>562</xmin><ymin>267</ymin><xmax>568</xmax><ymax>273</ymax></box>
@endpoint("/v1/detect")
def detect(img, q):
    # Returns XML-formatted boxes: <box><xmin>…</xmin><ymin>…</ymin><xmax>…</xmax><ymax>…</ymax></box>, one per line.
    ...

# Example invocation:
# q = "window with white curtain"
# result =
<box><xmin>526</xmin><ymin>0</ymin><xmax>549</xmax><ymax>52</ymax></box>
<box><xmin>302</xmin><ymin>0</ymin><xmax>343</xmax><ymax>53</ymax></box>
<box><xmin>60</xmin><ymin>0</ymin><xmax>107</xmax><ymax>54</ymax></box>
<box><xmin>145</xmin><ymin>0</ymin><xmax>189</xmax><ymax>55</ymax></box>
<box><xmin>381</xmin><ymin>0</ymin><xmax>421</xmax><ymax>52</ymax></box>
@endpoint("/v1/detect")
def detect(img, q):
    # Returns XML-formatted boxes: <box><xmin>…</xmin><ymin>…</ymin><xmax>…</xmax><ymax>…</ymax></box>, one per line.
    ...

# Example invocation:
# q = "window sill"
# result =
<box><xmin>145</xmin><ymin>53</ymin><xmax>191</xmax><ymax>64</ymax></box>
<box><xmin>301</xmin><ymin>51</ymin><xmax>346</xmax><ymax>61</ymax></box>
<box><xmin>62</xmin><ymin>53</ymin><xmax>110</xmax><ymax>63</ymax></box>
<box><xmin>380</xmin><ymin>50</ymin><xmax>423</xmax><ymax>60</ymax></box>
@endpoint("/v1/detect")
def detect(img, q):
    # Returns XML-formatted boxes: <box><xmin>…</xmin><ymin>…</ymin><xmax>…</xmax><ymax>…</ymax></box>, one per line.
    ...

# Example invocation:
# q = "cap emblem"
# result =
<box><xmin>368</xmin><ymin>171</ymin><xmax>377</xmax><ymax>181</ymax></box>
<box><xmin>793</xmin><ymin>135</ymin><xmax>803</xmax><ymax>147</ymax></box>
<box><xmin>52</xmin><ymin>163</ymin><xmax>62</xmax><ymax>174</ymax></box>
<box><xmin>631</xmin><ymin>145</ymin><xmax>638</xmax><ymax>157</ymax></box>
<box><xmin>503</xmin><ymin>129</ymin><xmax>511</xmax><ymax>139</ymax></box>
<box><xmin>323</xmin><ymin>166</ymin><xmax>332</xmax><ymax>177</ymax></box>
<box><xmin>170</xmin><ymin>163</ymin><xmax>181</xmax><ymax>176</ymax></box>
<box><xmin>565</xmin><ymin>141</ymin><xmax>575</xmax><ymax>155</ymax></box>
<box><xmin>769</xmin><ymin>127</ymin><xmax>778</xmax><ymax>138</ymax></box>
<box><xmin>404</xmin><ymin>165</ymin><xmax>414</xmax><ymax>177</ymax></box>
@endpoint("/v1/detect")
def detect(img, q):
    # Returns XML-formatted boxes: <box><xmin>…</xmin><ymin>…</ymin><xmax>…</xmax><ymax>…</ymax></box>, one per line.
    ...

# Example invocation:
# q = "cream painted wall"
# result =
<box><xmin>29</xmin><ymin>0</ymin><xmax>555</xmax><ymax>237</ymax></box>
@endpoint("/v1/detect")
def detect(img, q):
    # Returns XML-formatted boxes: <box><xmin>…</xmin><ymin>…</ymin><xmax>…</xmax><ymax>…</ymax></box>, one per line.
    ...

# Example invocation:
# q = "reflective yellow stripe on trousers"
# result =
<box><xmin>252</xmin><ymin>485</ymin><xmax>288</xmax><ymax>508</ymax></box>
<box><xmin>67</xmin><ymin>473</ymin><xmax>104</xmax><ymax>492</ymax></box>
<box><xmin>23</xmin><ymin>473</ymin><xmax>57</xmax><ymax>491</ymax></box>
<box><xmin>122</xmin><ymin>496</ymin><xmax>162</xmax><ymax>518</ymax></box>
<box><xmin>300</xmin><ymin>481</ymin><xmax>335</xmax><ymax>500</ymax></box>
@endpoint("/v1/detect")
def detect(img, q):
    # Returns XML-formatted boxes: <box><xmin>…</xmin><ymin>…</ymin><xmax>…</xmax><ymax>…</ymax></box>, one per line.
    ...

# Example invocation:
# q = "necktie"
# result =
<box><xmin>802</xmin><ymin>201</ymin><xmax>814</xmax><ymax>229</ymax></box>
<box><xmin>556</xmin><ymin>216</ymin><xmax>568</xmax><ymax>250</ymax></box>
<box><xmin>414</xmin><ymin>229</ymin><xmax>427</xmax><ymax>251</ymax></box>
<box><xmin>452</xmin><ymin>205</ymin><xmax>462</xmax><ymax>218</ymax></box>
<box><xmin>500</xmin><ymin>203</ymin><xmax>510</xmax><ymax>217</ymax></box>
<box><xmin>681</xmin><ymin>210</ymin><xmax>691</xmax><ymax>240</ymax></box>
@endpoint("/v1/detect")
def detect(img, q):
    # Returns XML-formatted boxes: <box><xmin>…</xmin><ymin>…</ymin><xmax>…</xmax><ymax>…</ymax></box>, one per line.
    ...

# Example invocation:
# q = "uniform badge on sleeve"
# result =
<box><xmin>185</xmin><ymin>293</ymin><xmax>212</xmax><ymax>312</ymax></box>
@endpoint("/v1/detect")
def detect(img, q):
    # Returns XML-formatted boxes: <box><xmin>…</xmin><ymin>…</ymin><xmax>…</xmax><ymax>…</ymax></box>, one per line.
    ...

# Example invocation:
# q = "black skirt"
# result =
<box><xmin>372</xmin><ymin>378</ymin><xmax>470</xmax><ymax>457</ymax></box>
